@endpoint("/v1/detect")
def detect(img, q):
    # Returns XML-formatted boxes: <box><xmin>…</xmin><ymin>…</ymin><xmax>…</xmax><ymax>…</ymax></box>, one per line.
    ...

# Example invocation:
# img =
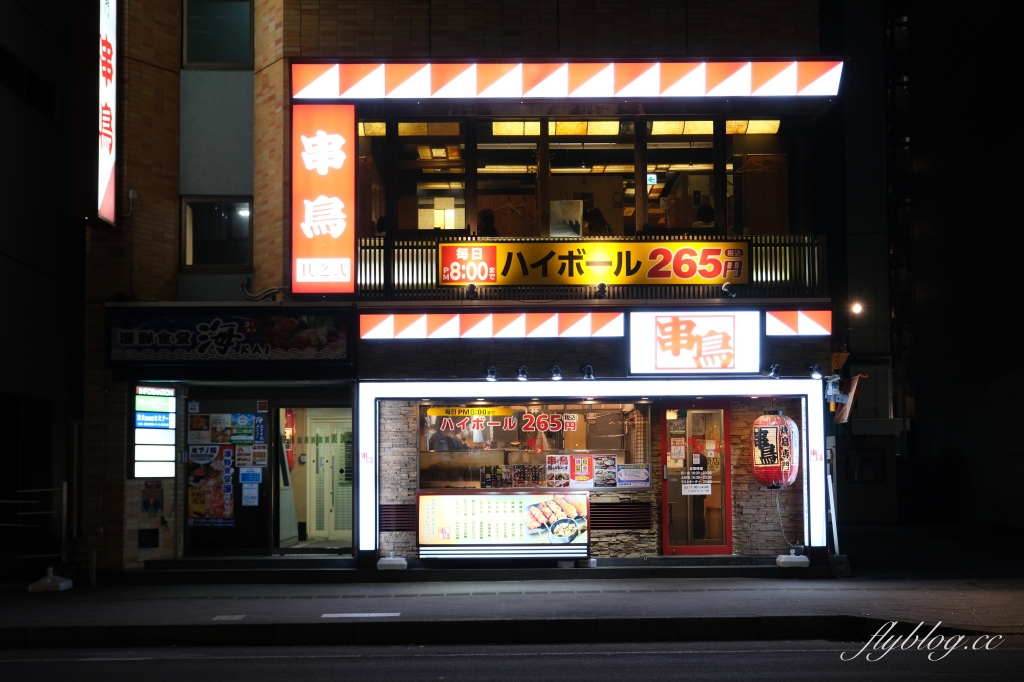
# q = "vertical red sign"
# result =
<box><xmin>291</xmin><ymin>104</ymin><xmax>357</xmax><ymax>294</ymax></box>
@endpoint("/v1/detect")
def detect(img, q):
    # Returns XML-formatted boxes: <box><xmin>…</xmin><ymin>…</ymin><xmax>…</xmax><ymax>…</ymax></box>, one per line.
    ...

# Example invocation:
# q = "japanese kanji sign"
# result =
<box><xmin>109</xmin><ymin>311</ymin><xmax>349</xmax><ymax>363</ymax></box>
<box><xmin>292</xmin><ymin>104</ymin><xmax>357</xmax><ymax>293</ymax></box>
<box><xmin>439</xmin><ymin>241</ymin><xmax>748</xmax><ymax>287</ymax></box>
<box><xmin>98</xmin><ymin>0</ymin><xmax>117</xmax><ymax>224</ymax></box>
<box><xmin>629</xmin><ymin>311</ymin><xmax>761</xmax><ymax>374</ymax></box>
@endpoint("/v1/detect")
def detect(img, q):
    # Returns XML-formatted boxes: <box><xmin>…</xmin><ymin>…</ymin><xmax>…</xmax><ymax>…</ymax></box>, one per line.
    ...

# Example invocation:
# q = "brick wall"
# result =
<box><xmin>730</xmin><ymin>399</ymin><xmax>805</xmax><ymax>554</ymax></box>
<box><xmin>81</xmin><ymin>0</ymin><xmax>182</xmax><ymax>571</ymax></box>
<box><xmin>254</xmin><ymin>0</ymin><xmax>291</xmax><ymax>290</ymax></box>
<box><xmin>378</xmin><ymin>400</ymin><xmax>419</xmax><ymax>556</ymax></box>
<box><xmin>281</xmin><ymin>0</ymin><xmax>820</xmax><ymax>58</ymax></box>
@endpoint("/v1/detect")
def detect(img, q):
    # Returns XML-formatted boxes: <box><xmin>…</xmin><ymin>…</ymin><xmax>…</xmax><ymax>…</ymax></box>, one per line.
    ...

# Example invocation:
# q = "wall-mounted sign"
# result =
<box><xmin>630</xmin><ymin>311</ymin><xmax>761</xmax><ymax>374</ymax></box>
<box><xmin>133</xmin><ymin>385</ymin><xmax>175</xmax><ymax>478</ymax></box>
<box><xmin>292</xmin><ymin>104</ymin><xmax>356</xmax><ymax>293</ymax></box>
<box><xmin>766</xmin><ymin>310</ymin><xmax>832</xmax><ymax>336</ymax></box>
<box><xmin>439</xmin><ymin>242</ymin><xmax>748</xmax><ymax>287</ymax></box>
<box><xmin>292</xmin><ymin>62</ymin><xmax>844</xmax><ymax>99</ymax></box>
<box><xmin>109</xmin><ymin>311</ymin><xmax>348</xmax><ymax>363</ymax></box>
<box><xmin>187</xmin><ymin>445</ymin><xmax>234</xmax><ymax>526</ymax></box>
<box><xmin>418</xmin><ymin>492</ymin><xmax>589</xmax><ymax>558</ymax></box>
<box><xmin>426</xmin><ymin>406</ymin><xmax>515</xmax><ymax>418</ymax></box>
<box><xmin>360</xmin><ymin>312</ymin><xmax>623</xmax><ymax>339</ymax></box>
<box><xmin>98</xmin><ymin>0</ymin><xmax>117</xmax><ymax>224</ymax></box>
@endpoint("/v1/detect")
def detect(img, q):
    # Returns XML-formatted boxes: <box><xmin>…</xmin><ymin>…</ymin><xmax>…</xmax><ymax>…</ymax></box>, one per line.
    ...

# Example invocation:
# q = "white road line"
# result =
<box><xmin>321</xmin><ymin>613</ymin><xmax>401</xmax><ymax>618</ymax></box>
<box><xmin>212</xmin><ymin>615</ymin><xmax>246</xmax><ymax>621</ymax></box>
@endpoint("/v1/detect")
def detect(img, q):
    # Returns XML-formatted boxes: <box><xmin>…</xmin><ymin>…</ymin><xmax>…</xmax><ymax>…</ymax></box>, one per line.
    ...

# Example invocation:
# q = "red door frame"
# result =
<box><xmin>661</xmin><ymin>399</ymin><xmax>733</xmax><ymax>555</ymax></box>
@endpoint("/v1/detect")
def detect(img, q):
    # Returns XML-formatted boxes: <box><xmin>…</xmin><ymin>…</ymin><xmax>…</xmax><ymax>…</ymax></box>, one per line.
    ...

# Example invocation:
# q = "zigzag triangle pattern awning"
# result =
<box><xmin>292</xmin><ymin>61</ymin><xmax>843</xmax><ymax>99</ymax></box>
<box><xmin>765</xmin><ymin>310</ymin><xmax>832</xmax><ymax>336</ymax></box>
<box><xmin>360</xmin><ymin>312</ymin><xmax>624</xmax><ymax>339</ymax></box>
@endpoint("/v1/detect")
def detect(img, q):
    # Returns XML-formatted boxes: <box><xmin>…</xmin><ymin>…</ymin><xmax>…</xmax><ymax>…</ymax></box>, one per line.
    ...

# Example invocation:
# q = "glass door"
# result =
<box><xmin>662</xmin><ymin>404</ymin><xmax>731</xmax><ymax>554</ymax></box>
<box><xmin>306</xmin><ymin>412</ymin><xmax>353</xmax><ymax>548</ymax></box>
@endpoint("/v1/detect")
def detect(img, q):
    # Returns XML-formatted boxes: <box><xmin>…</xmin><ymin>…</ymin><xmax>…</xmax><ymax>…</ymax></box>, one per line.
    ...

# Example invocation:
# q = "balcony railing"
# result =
<box><xmin>357</xmin><ymin>234</ymin><xmax>826</xmax><ymax>301</ymax></box>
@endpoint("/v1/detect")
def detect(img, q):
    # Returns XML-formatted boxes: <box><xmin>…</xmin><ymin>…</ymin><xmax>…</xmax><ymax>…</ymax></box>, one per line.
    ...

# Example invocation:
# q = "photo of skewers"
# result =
<box><xmin>523</xmin><ymin>494</ymin><xmax>588</xmax><ymax>541</ymax></box>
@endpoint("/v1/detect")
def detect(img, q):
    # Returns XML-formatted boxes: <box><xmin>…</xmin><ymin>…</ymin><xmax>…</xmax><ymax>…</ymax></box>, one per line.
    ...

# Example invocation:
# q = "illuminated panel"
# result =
<box><xmin>134</xmin><ymin>386</ymin><xmax>175</xmax><ymax>478</ymax></box>
<box><xmin>629</xmin><ymin>311</ymin><xmax>761</xmax><ymax>374</ymax></box>
<box><xmin>359</xmin><ymin>313</ymin><xmax>624</xmax><ymax>339</ymax></box>
<box><xmin>356</xmin><ymin>378</ymin><xmax>826</xmax><ymax>554</ymax></box>
<box><xmin>98</xmin><ymin>1</ymin><xmax>117</xmax><ymax>224</ymax></box>
<box><xmin>292</xmin><ymin>104</ymin><xmax>357</xmax><ymax>294</ymax></box>
<box><xmin>292</xmin><ymin>62</ymin><xmax>843</xmax><ymax>99</ymax></box>
<box><xmin>765</xmin><ymin>310</ymin><xmax>832</xmax><ymax>336</ymax></box>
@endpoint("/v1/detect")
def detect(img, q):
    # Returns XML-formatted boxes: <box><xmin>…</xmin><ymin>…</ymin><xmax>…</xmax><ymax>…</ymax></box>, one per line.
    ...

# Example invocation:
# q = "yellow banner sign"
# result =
<box><xmin>438</xmin><ymin>241</ymin><xmax>748</xmax><ymax>286</ymax></box>
<box><xmin>426</xmin><ymin>406</ymin><xmax>515</xmax><ymax>417</ymax></box>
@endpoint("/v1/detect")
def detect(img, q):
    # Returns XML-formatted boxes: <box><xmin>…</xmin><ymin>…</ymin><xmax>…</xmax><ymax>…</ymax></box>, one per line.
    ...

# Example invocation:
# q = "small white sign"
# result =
<box><xmin>188</xmin><ymin>401</ymin><xmax>200</xmax><ymax>414</ymax></box>
<box><xmin>242</xmin><ymin>484</ymin><xmax>259</xmax><ymax>506</ymax></box>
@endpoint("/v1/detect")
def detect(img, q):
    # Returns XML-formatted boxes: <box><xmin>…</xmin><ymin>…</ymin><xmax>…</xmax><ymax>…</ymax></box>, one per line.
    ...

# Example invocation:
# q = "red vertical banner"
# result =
<box><xmin>291</xmin><ymin>104</ymin><xmax>357</xmax><ymax>294</ymax></box>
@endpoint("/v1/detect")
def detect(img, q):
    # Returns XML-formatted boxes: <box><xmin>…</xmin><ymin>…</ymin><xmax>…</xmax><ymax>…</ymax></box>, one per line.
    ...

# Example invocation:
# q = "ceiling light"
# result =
<box><xmin>359</xmin><ymin>122</ymin><xmax>386</xmax><ymax>137</ymax></box>
<box><xmin>580</xmin><ymin>365</ymin><xmax>595</xmax><ymax>381</ymax></box>
<box><xmin>517</xmin><ymin>366</ymin><xmax>529</xmax><ymax>382</ymax></box>
<box><xmin>684</xmin><ymin>120</ymin><xmax>714</xmax><ymax>135</ymax></box>
<box><xmin>485</xmin><ymin>366</ymin><xmax>497</xmax><ymax>382</ymax></box>
<box><xmin>587</xmin><ymin>120</ymin><xmax>620</xmax><ymax>136</ymax></box>
<box><xmin>809</xmin><ymin>364</ymin><xmax>823</xmax><ymax>380</ymax></box>
<box><xmin>548</xmin><ymin>365</ymin><xmax>563</xmax><ymax>381</ymax></box>
<box><xmin>767</xmin><ymin>364</ymin><xmax>782</xmax><ymax>379</ymax></box>
<box><xmin>745</xmin><ymin>120</ymin><xmax>781</xmax><ymax>134</ymax></box>
<box><xmin>651</xmin><ymin>121</ymin><xmax>685</xmax><ymax>136</ymax></box>
<box><xmin>726</xmin><ymin>120</ymin><xmax>749</xmax><ymax>135</ymax></box>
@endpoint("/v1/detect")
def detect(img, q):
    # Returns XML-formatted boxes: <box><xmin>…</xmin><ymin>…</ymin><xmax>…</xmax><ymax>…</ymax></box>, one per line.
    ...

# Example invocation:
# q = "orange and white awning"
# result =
<box><xmin>360</xmin><ymin>312</ymin><xmax>624</xmax><ymax>340</ymax></box>
<box><xmin>765</xmin><ymin>311</ymin><xmax>832</xmax><ymax>336</ymax></box>
<box><xmin>293</xmin><ymin>61</ymin><xmax>843</xmax><ymax>100</ymax></box>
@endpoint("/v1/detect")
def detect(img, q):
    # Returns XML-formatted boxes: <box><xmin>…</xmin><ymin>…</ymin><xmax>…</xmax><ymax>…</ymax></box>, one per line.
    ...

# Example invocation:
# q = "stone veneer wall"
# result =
<box><xmin>730</xmin><ymin>399</ymin><xmax>806</xmax><ymax>555</ymax></box>
<box><xmin>378</xmin><ymin>400</ymin><xmax>419</xmax><ymax>558</ymax></box>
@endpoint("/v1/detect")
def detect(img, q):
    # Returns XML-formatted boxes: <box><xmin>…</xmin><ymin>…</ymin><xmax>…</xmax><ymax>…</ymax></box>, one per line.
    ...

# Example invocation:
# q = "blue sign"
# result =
<box><xmin>239</xmin><ymin>467</ymin><xmax>262</xmax><ymax>484</ymax></box>
<box><xmin>254</xmin><ymin>414</ymin><xmax>266</xmax><ymax>445</ymax></box>
<box><xmin>136</xmin><ymin>411</ymin><xmax>174</xmax><ymax>429</ymax></box>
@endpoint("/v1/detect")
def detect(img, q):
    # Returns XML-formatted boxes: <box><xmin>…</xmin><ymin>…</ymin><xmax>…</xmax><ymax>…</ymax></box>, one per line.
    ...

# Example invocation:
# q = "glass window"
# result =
<box><xmin>183</xmin><ymin>199</ymin><xmax>252</xmax><ymax>268</ymax></box>
<box><xmin>645</xmin><ymin>120</ymin><xmax>719</xmax><ymax>232</ymax></box>
<box><xmin>396</xmin><ymin>121</ymin><xmax>466</xmax><ymax>231</ymax></box>
<box><xmin>185</xmin><ymin>0</ymin><xmax>252</xmax><ymax>66</ymax></box>
<box><xmin>417</xmin><ymin>403</ymin><xmax>650</xmax><ymax>490</ymax></box>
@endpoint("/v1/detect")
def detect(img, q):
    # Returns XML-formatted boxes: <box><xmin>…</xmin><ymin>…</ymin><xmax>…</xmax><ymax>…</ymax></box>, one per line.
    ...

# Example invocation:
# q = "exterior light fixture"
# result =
<box><xmin>722</xmin><ymin>282</ymin><xmax>736</xmax><ymax>298</ymax></box>
<box><xmin>595</xmin><ymin>283</ymin><xmax>607</xmax><ymax>299</ymax></box>
<box><xmin>236</xmin><ymin>207</ymin><xmax>250</xmax><ymax>217</ymax></box>
<box><xmin>516</xmin><ymin>366</ymin><xmax>529</xmax><ymax>381</ymax></box>
<box><xmin>548</xmin><ymin>365</ymin><xmax>563</xmax><ymax>381</ymax></box>
<box><xmin>851</xmin><ymin>302</ymin><xmax>862</xmax><ymax>314</ymax></box>
<box><xmin>485</xmin><ymin>366</ymin><xmax>497</xmax><ymax>382</ymax></box>
<box><xmin>580</xmin><ymin>365</ymin><xmax>595</xmax><ymax>381</ymax></box>
<box><xmin>767</xmin><ymin>364</ymin><xmax>782</xmax><ymax>379</ymax></box>
<box><xmin>466</xmin><ymin>283</ymin><xmax>478</xmax><ymax>300</ymax></box>
<box><xmin>808</xmin><ymin>364</ymin><xmax>823</xmax><ymax>380</ymax></box>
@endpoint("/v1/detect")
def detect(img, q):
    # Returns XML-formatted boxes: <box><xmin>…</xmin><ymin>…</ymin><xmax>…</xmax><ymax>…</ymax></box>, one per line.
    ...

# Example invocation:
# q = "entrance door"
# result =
<box><xmin>307</xmin><ymin>415</ymin><xmax>353</xmax><ymax>546</ymax></box>
<box><xmin>662</xmin><ymin>404</ymin><xmax>732</xmax><ymax>554</ymax></box>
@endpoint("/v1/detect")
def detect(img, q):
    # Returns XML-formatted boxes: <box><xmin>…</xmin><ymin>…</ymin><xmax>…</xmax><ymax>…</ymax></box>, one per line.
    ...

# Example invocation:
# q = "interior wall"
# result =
<box><xmin>289</xmin><ymin>408</ymin><xmax>308</xmax><ymax>525</ymax></box>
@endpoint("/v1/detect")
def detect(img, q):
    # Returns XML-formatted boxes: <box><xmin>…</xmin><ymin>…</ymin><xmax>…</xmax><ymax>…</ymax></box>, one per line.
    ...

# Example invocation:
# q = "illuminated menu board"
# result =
<box><xmin>134</xmin><ymin>386</ymin><xmax>175</xmax><ymax>478</ymax></box>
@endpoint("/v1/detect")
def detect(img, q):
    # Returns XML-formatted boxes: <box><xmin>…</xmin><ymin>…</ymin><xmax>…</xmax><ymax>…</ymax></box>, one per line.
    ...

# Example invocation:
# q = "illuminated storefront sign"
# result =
<box><xmin>292</xmin><ymin>61</ymin><xmax>844</xmax><ymax>99</ymax></box>
<box><xmin>765</xmin><ymin>310</ymin><xmax>832</xmax><ymax>336</ymax></box>
<box><xmin>439</xmin><ymin>242</ymin><xmax>748</xmax><ymax>287</ymax></box>
<box><xmin>134</xmin><ymin>386</ymin><xmax>175</xmax><ymax>478</ymax></box>
<box><xmin>418</xmin><ymin>492</ymin><xmax>589</xmax><ymax>558</ymax></box>
<box><xmin>98</xmin><ymin>0</ymin><xmax>117</xmax><ymax>224</ymax></box>
<box><xmin>629</xmin><ymin>311</ymin><xmax>761</xmax><ymax>374</ymax></box>
<box><xmin>291</xmin><ymin>104</ymin><xmax>357</xmax><ymax>294</ymax></box>
<box><xmin>360</xmin><ymin>312</ymin><xmax>624</xmax><ymax>339</ymax></box>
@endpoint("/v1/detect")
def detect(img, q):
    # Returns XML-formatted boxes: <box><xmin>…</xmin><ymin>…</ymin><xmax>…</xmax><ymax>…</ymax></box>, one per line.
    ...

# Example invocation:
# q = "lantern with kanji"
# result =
<box><xmin>750</xmin><ymin>411</ymin><xmax>800</xmax><ymax>488</ymax></box>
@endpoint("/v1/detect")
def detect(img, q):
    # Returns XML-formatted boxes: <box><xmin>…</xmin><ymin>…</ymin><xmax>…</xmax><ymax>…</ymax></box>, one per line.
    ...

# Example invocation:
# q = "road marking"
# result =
<box><xmin>321</xmin><ymin>613</ymin><xmax>401</xmax><ymax>618</ymax></box>
<box><xmin>212</xmin><ymin>615</ymin><xmax>245</xmax><ymax>621</ymax></box>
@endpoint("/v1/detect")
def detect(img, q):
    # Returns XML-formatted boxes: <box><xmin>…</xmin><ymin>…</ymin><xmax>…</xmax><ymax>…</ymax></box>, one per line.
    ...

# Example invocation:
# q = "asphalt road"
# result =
<box><xmin>3</xmin><ymin>640</ymin><xmax>1023</xmax><ymax>681</ymax></box>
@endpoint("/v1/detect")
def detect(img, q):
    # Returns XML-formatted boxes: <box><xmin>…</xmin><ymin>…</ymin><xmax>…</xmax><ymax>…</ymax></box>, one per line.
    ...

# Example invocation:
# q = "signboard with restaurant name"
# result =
<box><xmin>629</xmin><ymin>311</ymin><xmax>761</xmax><ymax>374</ymax></box>
<box><xmin>439</xmin><ymin>241</ymin><xmax>748</xmax><ymax>287</ymax></box>
<box><xmin>98</xmin><ymin>0</ymin><xmax>117</xmax><ymax>224</ymax></box>
<box><xmin>292</xmin><ymin>104</ymin><xmax>357</xmax><ymax>293</ymax></box>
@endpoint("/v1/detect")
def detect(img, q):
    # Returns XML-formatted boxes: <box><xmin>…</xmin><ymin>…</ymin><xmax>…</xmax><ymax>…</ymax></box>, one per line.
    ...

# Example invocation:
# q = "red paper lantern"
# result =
<box><xmin>751</xmin><ymin>411</ymin><xmax>800</xmax><ymax>489</ymax></box>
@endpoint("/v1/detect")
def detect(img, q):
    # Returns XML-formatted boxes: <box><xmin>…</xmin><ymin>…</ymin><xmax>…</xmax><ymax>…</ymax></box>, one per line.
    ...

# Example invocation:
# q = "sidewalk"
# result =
<box><xmin>3</xmin><ymin>575</ymin><xmax>1021</xmax><ymax>649</ymax></box>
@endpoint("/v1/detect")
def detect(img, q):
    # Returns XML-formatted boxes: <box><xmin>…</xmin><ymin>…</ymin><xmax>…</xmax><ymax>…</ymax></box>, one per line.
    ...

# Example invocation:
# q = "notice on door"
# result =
<box><xmin>187</xmin><ymin>445</ymin><xmax>235</xmax><ymax>526</ymax></box>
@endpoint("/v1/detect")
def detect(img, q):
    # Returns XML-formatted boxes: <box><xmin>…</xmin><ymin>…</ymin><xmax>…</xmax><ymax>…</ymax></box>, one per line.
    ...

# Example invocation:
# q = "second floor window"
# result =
<box><xmin>185</xmin><ymin>0</ymin><xmax>252</xmax><ymax>67</ymax></box>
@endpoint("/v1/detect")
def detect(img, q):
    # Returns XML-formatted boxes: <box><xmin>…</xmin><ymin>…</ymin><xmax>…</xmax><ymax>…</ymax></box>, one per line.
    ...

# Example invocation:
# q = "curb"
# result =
<box><xmin>0</xmin><ymin>616</ymin><xmax>989</xmax><ymax>650</ymax></box>
<box><xmin>116</xmin><ymin>565</ymin><xmax>833</xmax><ymax>585</ymax></box>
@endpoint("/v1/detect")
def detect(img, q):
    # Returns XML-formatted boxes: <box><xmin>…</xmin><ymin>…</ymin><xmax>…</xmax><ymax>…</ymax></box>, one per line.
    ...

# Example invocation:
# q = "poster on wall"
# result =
<box><xmin>616</xmin><ymin>464</ymin><xmax>652</xmax><ymax>488</ymax></box>
<box><xmin>569</xmin><ymin>455</ymin><xmax>595</xmax><ymax>488</ymax></box>
<box><xmin>419</xmin><ymin>493</ymin><xmax>589</xmax><ymax>551</ymax></box>
<box><xmin>187</xmin><ymin>445</ymin><xmax>235</xmax><ymax>526</ymax></box>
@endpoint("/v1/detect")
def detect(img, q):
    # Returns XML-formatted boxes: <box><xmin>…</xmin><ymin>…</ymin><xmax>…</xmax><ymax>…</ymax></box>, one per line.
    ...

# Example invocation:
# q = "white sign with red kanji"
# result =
<box><xmin>98</xmin><ymin>0</ymin><xmax>117</xmax><ymax>224</ymax></box>
<box><xmin>629</xmin><ymin>311</ymin><xmax>761</xmax><ymax>374</ymax></box>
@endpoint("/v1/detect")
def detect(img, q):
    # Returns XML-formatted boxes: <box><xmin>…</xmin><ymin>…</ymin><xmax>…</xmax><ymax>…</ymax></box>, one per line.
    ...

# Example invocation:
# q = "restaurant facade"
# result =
<box><xmin>80</xmin><ymin>1</ymin><xmax>851</xmax><ymax>574</ymax></box>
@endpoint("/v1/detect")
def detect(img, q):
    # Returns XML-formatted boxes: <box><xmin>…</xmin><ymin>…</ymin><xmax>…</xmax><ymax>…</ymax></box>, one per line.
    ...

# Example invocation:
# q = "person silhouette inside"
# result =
<box><xmin>692</xmin><ymin>204</ymin><xmax>715</xmax><ymax>229</ymax></box>
<box><xmin>586</xmin><ymin>207</ymin><xmax>612</xmax><ymax>235</ymax></box>
<box><xmin>477</xmin><ymin>209</ymin><xmax>499</xmax><ymax>237</ymax></box>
